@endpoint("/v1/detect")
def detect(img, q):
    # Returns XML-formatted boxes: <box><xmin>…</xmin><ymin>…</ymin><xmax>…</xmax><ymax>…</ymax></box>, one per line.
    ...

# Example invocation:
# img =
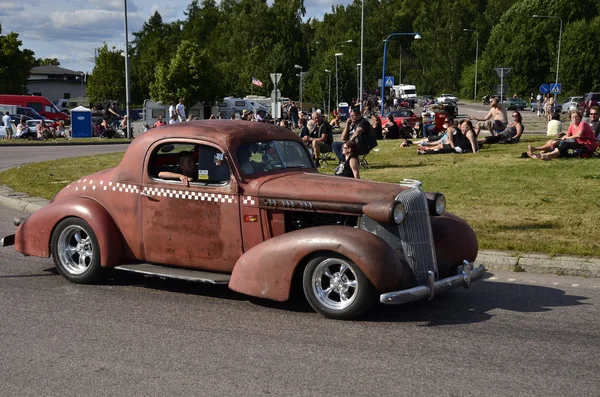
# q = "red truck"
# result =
<box><xmin>0</xmin><ymin>95</ymin><xmax>70</xmax><ymax>124</ymax></box>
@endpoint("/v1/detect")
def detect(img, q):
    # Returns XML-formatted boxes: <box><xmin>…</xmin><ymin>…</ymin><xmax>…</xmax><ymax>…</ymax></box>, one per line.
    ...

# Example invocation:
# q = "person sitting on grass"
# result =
<box><xmin>528</xmin><ymin>111</ymin><xmax>597</xmax><ymax>160</ymax></box>
<box><xmin>382</xmin><ymin>114</ymin><xmax>400</xmax><ymax>139</ymax></box>
<box><xmin>15</xmin><ymin>118</ymin><xmax>34</xmax><ymax>139</ymax></box>
<box><xmin>418</xmin><ymin>119</ymin><xmax>478</xmax><ymax>155</ymax></box>
<box><xmin>371</xmin><ymin>115</ymin><xmax>383</xmax><ymax>140</ymax></box>
<box><xmin>477</xmin><ymin>111</ymin><xmax>524</xmax><ymax>146</ymax></box>
<box><xmin>469</xmin><ymin>97</ymin><xmax>508</xmax><ymax>137</ymax></box>
<box><xmin>153</xmin><ymin>116</ymin><xmax>166</xmax><ymax>128</ymax></box>
<box><xmin>546</xmin><ymin>112</ymin><xmax>562</xmax><ymax>137</ymax></box>
<box><xmin>330</xmin><ymin>113</ymin><xmax>342</xmax><ymax>129</ymax></box>
<box><xmin>334</xmin><ymin>140</ymin><xmax>360</xmax><ymax>179</ymax></box>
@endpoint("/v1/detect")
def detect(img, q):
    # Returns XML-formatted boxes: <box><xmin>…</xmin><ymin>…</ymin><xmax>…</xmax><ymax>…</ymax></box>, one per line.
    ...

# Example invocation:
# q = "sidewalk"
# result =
<box><xmin>0</xmin><ymin>184</ymin><xmax>598</xmax><ymax>278</ymax></box>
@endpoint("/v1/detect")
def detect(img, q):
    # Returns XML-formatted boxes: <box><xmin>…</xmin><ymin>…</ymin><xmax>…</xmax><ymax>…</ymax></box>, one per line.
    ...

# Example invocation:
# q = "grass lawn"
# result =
<box><xmin>0</xmin><ymin>138</ymin><xmax>132</xmax><ymax>145</ymax></box>
<box><xmin>0</xmin><ymin>135</ymin><xmax>598</xmax><ymax>257</ymax></box>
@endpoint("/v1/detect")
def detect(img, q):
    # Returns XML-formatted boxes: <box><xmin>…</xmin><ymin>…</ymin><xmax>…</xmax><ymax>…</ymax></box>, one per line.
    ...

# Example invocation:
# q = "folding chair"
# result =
<box><xmin>358</xmin><ymin>151</ymin><xmax>371</xmax><ymax>169</ymax></box>
<box><xmin>319</xmin><ymin>151</ymin><xmax>335</xmax><ymax>167</ymax></box>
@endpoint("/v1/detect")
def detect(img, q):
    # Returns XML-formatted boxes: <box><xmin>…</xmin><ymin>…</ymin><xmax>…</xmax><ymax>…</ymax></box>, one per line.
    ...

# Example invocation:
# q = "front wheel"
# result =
<box><xmin>303</xmin><ymin>255</ymin><xmax>376</xmax><ymax>320</ymax></box>
<box><xmin>51</xmin><ymin>217</ymin><xmax>106</xmax><ymax>284</ymax></box>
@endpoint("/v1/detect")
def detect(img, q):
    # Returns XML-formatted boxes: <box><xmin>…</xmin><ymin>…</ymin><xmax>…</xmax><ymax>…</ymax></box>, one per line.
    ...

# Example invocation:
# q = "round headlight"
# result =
<box><xmin>393</xmin><ymin>203</ymin><xmax>406</xmax><ymax>224</ymax></box>
<box><xmin>434</xmin><ymin>194</ymin><xmax>446</xmax><ymax>215</ymax></box>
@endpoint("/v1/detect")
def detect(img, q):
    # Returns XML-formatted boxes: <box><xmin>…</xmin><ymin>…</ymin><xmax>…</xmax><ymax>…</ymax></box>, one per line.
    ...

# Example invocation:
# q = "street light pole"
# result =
<box><xmin>324</xmin><ymin>69</ymin><xmax>331</xmax><ymax>118</ymax></box>
<box><xmin>359</xmin><ymin>0</ymin><xmax>364</xmax><ymax>112</ymax></box>
<box><xmin>294</xmin><ymin>64</ymin><xmax>303</xmax><ymax>112</ymax></box>
<box><xmin>381</xmin><ymin>32</ymin><xmax>421</xmax><ymax>116</ymax></box>
<box><xmin>335</xmin><ymin>53</ymin><xmax>343</xmax><ymax>111</ymax></box>
<box><xmin>356</xmin><ymin>63</ymin><xmax>361</xmax><ymax>101</ymax></box>
<box><xmin>532</xmin><ymin>15</ymin><xmax>563</xmax><ymax>101</ymax></box>
<box><xmin>80</xmin><ymin>72</ymin><xmax>84</xmax><ymax>106</ymax></box>
<box><xmin>463</xmin><ymin>29</ymin><xmax>479</xmax><ymax>101</ymax></box>
<box><xmin>399</xmin><ymin>44</ymin><xmax>402</xmax><ymax>84</ymax></box>
<box><xmin>123</xmin><ymin>0</ymin><xmax>131</xmax><ymax>138</ymax></box>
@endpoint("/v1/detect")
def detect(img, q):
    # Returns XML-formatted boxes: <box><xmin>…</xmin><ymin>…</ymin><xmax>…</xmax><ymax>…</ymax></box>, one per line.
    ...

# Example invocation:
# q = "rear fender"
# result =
<box><xmin>229</xmin><ymin>225</ymin><xmax>414</xmax><ymax>301</ymax></box>
<box><xmin>430</xmin><ymin>212</ymin><xmax>478</xmax><ymax>278</ymax></box>
<box><xmin>15</xmin><ymin>198</ymin><xmax>124</xmax><ymax>267</ymax></box>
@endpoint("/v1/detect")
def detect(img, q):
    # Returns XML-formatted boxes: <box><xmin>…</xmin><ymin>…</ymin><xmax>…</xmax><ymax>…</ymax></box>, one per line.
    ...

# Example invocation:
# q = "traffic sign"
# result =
<box><xmin>270</xmin><ymin>73</ymin><xmax>282</xmax><ymax>85</ymax></box>
<box><xmin>539</xmin><ymin>84</ymin><xmax>549</xmax><ymax>94</ymax></box>
<box><xmin>550</xmin><ymin>83</ymin><xmax>562</xmax><ymax>94</ymax></box>
<box><xmin>384</xmin><ymin>76</ymin><xmax>395</xmax><ymax>87</ymax></box>
<box><xmin>270</xmin><ymin>89</ymin><xmax>281</xmax><ymax>101</ymax></box>
<box><xmin>494</xmin><ymin>67</ymin><xmax>511</xmax><ymax>78</ymax></box>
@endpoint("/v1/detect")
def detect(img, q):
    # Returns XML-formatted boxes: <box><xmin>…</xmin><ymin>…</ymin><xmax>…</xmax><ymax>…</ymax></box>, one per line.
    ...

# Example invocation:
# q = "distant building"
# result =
<box><xmin>27</xmin><ymin>65</ymin><xmax>87</xmax><ymax>105</ymax></box>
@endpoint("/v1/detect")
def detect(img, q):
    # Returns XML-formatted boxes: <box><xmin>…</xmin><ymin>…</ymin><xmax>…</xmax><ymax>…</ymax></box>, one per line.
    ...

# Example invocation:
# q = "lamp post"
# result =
<box><xmin>294</xmin><ymin>64</ymin><xmax>303</xmax><ymax>112</ymax></box>
<box><xmin>324</xmin><ymin>69</ymin><xmax>331</xmax><ymax>118</ymax></box>
<box><xmin>359</xmin><ymin>0</ymin><xmax>364</xmax><ymax>111</ymax></box>
<box><xmin>80</xmin><ymin>72</ymin><xmax>84</xmax><ymax>106</ymax></box>
<box><xmin>381</xmin><ymin>32</ymin><xmax>421</xmax><ymax>116</ymax></box>
<box><xmin>356</xmin><ymin>63</ymin><xmax>361</xmax><ymax>101</ymax></box>
<box><xmin>463</xmin><ymin>29</ymin><xmax>479</xmax><ymax>101</ymax></box>
<box><xmin>123</xmin><ymin>0</ymin><xmax>131</xmax><ymax>138</ymax></box>
<box><xmin>335</xmin><ymin>52</ymin><xmax>343</xmax><ymax>111</ymax></box>
<box><xmin>532</xmin><ymin>15</ymin><xmax>563</xmax><ymax>101</ymax></box>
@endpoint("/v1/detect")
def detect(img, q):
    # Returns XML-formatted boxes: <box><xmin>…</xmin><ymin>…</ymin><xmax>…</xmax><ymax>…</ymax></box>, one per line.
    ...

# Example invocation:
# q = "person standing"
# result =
<box><xmin>176</xmin><ymin>98</ymin><xmax>186</xmax><ymax>122</ymax></box>
<box><xmin>169</xmin><ymin>101</ymin><xmax>178</xmax><ymax>123</ymax></box>
<box><xmin>2</xmin><ymin>111</ymin><xmax>12</xmax><ymax>140</ymax></box>
<box><xmin>289</xmin><ymin>102</ymin><xmax>299</xmax><ymax>128</ymax></box>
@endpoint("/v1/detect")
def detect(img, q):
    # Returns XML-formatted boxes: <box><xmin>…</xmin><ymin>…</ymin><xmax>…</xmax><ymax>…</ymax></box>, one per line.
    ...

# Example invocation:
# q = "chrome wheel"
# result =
<box><xmin>311</xmin><ymin>258</ymin><xmax>358</xmax><ymax>311</ymax></box>
<box><xmin>57</xmin><ymin>225</ymin><xmax>95</xmax><ymax>275</ymax></box>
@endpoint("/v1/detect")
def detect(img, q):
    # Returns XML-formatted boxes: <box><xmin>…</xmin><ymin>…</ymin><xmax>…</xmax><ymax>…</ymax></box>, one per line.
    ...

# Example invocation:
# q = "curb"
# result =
<box><xmin>1</xmin><ymin>184</ymin><xmax>598</xmax><ymax>278</ymax></box>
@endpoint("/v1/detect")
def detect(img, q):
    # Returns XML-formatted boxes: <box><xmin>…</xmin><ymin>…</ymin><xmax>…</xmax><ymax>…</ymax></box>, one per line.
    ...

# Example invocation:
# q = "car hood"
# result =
<box><xmin>257</xmin><ymin>172</ymin><xmax>409</xmax><ymax>204</ymax></box>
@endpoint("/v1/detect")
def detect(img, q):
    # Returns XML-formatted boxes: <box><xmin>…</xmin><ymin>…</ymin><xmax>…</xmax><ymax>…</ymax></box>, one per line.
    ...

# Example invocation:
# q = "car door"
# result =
<box><xmin>140</xmin><ymin>139</ymin><xmax>242</xmax><ymax>273</ymax></box>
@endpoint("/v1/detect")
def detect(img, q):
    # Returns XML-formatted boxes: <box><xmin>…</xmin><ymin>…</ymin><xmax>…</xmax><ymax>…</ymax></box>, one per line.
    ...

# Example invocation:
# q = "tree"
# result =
<box><xmin>149</xmin><ymin>40</ymin><xmax>224</xmax><ymax>108</ymax></box>
<box><xmin>0</xmin><ymin>24</ymin><xmax>35</xmax><ymax>94</ymax></box>
<box><xmin>34</xmin><ymin>58</ymin><xmax>60</xmax><ymax>67</ymax></box>
<box><xmin>87</xmin><ymin>44</ymin><xmax>126</xmax><ymax>105</ymax></box>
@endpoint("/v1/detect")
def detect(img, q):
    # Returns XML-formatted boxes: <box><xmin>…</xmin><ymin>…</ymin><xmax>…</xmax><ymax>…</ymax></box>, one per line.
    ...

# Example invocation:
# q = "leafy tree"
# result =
<box><xmin>0</xmin><ymin>24</ymin><xmax>35</xmax><ymax>94</ymax></box>
<box><xmin>560</xmin><ymin>16</ymin><xmax>600</xmax><ymax>95</ymax></box>
<box><xmin>87</xmin><ymin>44</ymin><xmax>126</xmax><ymax>105</ymax></box>
<box><xmin>33</xmin><ymin>58</ymin><xmax>60</xmax><ymax>67</ymax></box>
<box><xmin>149</xmin><ymin>40</ymin><xmax>224</xmax><ymax>108</ymax></box>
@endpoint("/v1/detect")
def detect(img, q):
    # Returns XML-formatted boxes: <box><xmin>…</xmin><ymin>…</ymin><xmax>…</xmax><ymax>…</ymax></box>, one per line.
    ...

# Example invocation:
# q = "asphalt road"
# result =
<box><xmin>0</xmin><ymin>144</ymin><xmax>128</xmax><ymax>171</ymax></box>
<box><xmin>1</xmin><ymin>202</ymin><xmax>599</xmax><ymax>396</ymax></box>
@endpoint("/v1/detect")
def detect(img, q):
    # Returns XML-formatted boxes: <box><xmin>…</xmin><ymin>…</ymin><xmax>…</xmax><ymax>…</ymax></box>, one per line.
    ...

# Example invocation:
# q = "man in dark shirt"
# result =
<box><xmin>333</xmin><ymin>107</ymin><xmax>373</xmax><ymax>161</ymax></box>
<box><xmin>589</xmin><ymin>106</ymin><xmax>600</xmax><ymax>139</ymax></box>
<box><xmin>309</xmin><ymin>112</ymin><xmax>333</xmax><ymax>167</ymax></box>
<box><xmin>289</xmin><ymin>102</ymin><xmax>299</xmax><ymax>128</ymax></box>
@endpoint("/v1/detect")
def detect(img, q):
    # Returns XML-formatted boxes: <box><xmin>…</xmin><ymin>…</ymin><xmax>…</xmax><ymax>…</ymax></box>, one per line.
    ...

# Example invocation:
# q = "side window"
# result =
<box><xmin>28</xmin><ymin>103</ymin><xmax>42</xmax><ymax>112</ymax></box>
<box><xmin>45</xmin><ymin>105</ymin><xmax>54</xmax><ymax>113</ymax></box>
<box><xmin>149</xmin><ymin>142</ymin><xmax>230</xmax><ymax>186</ymax></box>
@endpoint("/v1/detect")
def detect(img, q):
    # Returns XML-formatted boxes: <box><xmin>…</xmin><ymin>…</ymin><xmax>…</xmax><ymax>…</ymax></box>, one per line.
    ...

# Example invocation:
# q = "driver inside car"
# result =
<box><xmin>158</xmin><ymin>151</ymin><xmax>197</xmax><ymax>186</ymax></box>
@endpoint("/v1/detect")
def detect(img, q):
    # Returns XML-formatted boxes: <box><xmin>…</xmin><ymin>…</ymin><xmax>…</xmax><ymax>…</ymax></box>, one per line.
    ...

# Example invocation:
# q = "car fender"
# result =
<box><xmin>229</xmin><ymin>225</ymin><xmax>414</xmax><ymax>301</ymax></box>
<box><xmin>15</xmin><ymin>197</ymin><xmax>124</xmax><ymax>267</ymax></box>
<box><xmin>430</xmin><ymin>212</ymin><xmax>478</xmax><ymax>278</ymax></box>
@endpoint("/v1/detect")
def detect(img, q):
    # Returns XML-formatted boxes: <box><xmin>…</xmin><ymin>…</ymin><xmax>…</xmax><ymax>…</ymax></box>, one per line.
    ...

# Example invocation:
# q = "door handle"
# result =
<box><xmin>140</xmin><ymin>191</ymin><xmax>154</xmax><ymax>199</ymax></box>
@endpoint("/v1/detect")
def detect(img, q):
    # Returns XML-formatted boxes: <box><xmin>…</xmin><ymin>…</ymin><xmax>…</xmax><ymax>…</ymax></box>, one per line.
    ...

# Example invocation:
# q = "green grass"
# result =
<box><xmin>0</xmin><ymin>136</ymin><xmax>598</xmax><ymax>257</ymax></box>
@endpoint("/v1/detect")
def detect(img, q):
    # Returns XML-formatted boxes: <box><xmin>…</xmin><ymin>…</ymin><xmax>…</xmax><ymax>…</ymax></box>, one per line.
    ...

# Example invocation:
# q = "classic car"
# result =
<box><xmin>503</xmin><ymin>97</ymin><xmax>527</xmax><ymax>110</ymax></box>
<box><xmin>2</xmin><ymin>121</ymin><xmax>485</xmax><ymax>320</ymax></box>
<box><xmin>379</xmin><ymin>108</ymin><xmax>421</xmax><ymax>127</ymax></box>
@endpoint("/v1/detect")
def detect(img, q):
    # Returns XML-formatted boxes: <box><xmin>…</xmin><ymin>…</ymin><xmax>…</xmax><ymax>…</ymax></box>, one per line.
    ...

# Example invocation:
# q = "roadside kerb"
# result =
<box><xmin>1</xmin><ymin>182</ymin><xmax>598</xmax><ymax>278</ymax></box>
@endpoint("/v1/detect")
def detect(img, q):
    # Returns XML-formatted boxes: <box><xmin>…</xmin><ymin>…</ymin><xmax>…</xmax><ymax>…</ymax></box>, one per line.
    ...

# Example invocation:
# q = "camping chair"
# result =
<box><xmin>319</xmin><ymin>151</ymin><xmax>335</xmax><ymax>167</ymax></box>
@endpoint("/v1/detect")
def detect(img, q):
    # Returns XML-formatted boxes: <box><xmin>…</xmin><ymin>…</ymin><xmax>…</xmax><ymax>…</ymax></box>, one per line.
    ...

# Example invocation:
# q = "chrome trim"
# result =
<box><xmin>380</xmin><ymin>262</ymin><xmax>486</xmax><ymax>305</ymax></box>
<box><xmin>399</xmin><ymin>179</ymin><xmax>423</xmax><ymax>188</ymax></box>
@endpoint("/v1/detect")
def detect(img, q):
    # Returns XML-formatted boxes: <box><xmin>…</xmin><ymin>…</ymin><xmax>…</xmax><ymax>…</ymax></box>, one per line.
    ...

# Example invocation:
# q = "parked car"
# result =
<box><xmin>436</xmin><ymin>94</ymin><xmax>458</xmax><ymax>104</ymax></box>
<box><xmin>503</xmin><ymin>97</ymin><xmax>527</xmax><ymax>110</ymax></box>
<box><xmin>380</xmin><ymin>108</ymin><xmax>421</xmax><ymax>127</ymax></box>
<box><xmin>2</xmin><ymin>121</ymin><xmax>485</xmax><ymax>320</ymax></box>
<box><xmin>17</xmin><ymin>106</ymin><xmax>45</xmax><ymax>120</ymax></box>
<box><xmin>418</xmin><ymin>95</ymin><xmax>435</xmax><ymax>107</ymax></box>
<box><xmin>578</xmin><ymin>92</ymin><xmax>600</xmax><ymax>116</ymax></box>
<box><xmin>562</xmin><ymin>97</ymin><xmax>583</xmax><ymax>114</ymax></box>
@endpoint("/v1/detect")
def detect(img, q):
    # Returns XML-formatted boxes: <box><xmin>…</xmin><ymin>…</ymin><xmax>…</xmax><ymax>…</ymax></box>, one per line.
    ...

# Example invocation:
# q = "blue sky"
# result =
<box><xmin>0</xmin><ymin>0</ymin><xmax>351</xmax><ymax>74</ymax></box>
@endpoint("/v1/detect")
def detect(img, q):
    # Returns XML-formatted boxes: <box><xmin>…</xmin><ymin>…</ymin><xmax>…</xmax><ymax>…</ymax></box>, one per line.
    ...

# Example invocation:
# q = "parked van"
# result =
<box><xmin>143</xmin><ymin>99</ymin><xmax>217</xmax><ymax>126</ymax></box>
<box><xmin>0</xmin><ymin>95</ymin><xmax>70</xmax><ymax>124</ymax></box>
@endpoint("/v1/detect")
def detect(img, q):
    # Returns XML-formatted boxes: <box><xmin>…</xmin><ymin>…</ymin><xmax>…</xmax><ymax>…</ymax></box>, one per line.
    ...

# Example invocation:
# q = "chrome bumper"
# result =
<box><xmin>380</xmin><ymin>261</ymin><xmax>486</xmax><ymax>305</ymax></box>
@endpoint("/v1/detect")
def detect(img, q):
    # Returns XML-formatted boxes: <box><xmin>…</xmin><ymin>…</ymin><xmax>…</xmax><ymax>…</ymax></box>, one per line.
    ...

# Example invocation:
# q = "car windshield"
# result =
<box><xmin>236</xmin><ymin>140</ymin><xmax>312</xmax><ymax>176</ymax></box>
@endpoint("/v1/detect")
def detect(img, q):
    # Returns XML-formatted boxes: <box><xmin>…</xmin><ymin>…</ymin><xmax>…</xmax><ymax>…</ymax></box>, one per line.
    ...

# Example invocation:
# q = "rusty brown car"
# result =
<box><xmin>2</xmin><ymin>120</ymin><xmax>485</xmax><ymax>319</ymax></box>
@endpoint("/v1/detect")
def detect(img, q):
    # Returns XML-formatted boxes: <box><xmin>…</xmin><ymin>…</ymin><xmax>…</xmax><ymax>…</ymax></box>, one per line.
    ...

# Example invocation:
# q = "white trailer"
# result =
<box><xmin>391</xmin><ymin>84</ymin><xmax>417</xmax><ymax>99</ymax></box>
<box><xmin>0</xmin><ymin>104</ymin><xmax>18</xmax><ymax>115</ymax></box>
<box><xmin>143</xmin><ymin>100</ymin><xmax>217</xmax><ymax>126</ymax></box>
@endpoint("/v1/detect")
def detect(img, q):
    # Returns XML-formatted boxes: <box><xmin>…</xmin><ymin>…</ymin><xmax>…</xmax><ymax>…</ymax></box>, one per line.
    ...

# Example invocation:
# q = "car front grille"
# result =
<box><xmin>395</xmin><ymin>189</ymin><xmax>438</xmax><ymax>284</ymax></box>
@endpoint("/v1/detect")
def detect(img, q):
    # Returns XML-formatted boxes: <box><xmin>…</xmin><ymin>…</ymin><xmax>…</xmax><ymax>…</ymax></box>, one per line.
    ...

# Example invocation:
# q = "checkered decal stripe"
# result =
<box><xmin>71</xmin><ymin>180</ymin><xmax>236</xmax><ymax>204</ymax></box>
<box><xmin>242</xmin><ymin>195</ymin><xmax>257</xmax><ymax>206</ymax></box>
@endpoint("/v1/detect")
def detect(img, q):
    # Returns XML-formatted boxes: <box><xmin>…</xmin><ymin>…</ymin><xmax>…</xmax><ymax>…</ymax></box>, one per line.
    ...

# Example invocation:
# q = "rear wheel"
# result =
<box><xmin>51</xmin><ymin>217</ymin><xmax>105</xmax><ymax>284</ymax></box>
<box><xmin>303</xmin><ymin>255</ymin><xmax>376</xmax><ymax>320</ymax></box>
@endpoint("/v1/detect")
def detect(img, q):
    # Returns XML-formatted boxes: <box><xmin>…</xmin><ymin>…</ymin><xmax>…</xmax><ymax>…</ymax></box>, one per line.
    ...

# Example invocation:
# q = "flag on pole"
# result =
<box><xmin>252</xmin><ymin>77</ymin><xmax>263</xmax><ymax>87</ymax></box>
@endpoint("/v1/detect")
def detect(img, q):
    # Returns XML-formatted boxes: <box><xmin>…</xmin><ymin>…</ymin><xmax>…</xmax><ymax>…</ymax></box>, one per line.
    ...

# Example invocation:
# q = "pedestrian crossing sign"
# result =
<box><xmin>550</xmin><ymin>83</ymin><xmax>561</xmax><ymax>94</ymax></box>
<box><xmin>384</xmin><ymin>76</ymin><xmax>395</xmax><ymax>87</ymax></box>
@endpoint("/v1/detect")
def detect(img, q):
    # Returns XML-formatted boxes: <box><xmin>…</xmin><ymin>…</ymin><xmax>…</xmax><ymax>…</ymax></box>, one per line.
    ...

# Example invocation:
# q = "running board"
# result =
<box><xmin>114</xmin><ymin>263</ymin><xmax>231</xmax><ymax>284</ymax></box>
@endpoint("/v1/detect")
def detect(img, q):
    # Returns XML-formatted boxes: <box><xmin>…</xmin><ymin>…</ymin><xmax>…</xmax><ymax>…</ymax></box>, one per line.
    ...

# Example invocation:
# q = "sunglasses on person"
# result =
<box><xmin>590</xmin><ymin>112</ymin><xmax>598</xmax><ymax>116</ymax></box>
